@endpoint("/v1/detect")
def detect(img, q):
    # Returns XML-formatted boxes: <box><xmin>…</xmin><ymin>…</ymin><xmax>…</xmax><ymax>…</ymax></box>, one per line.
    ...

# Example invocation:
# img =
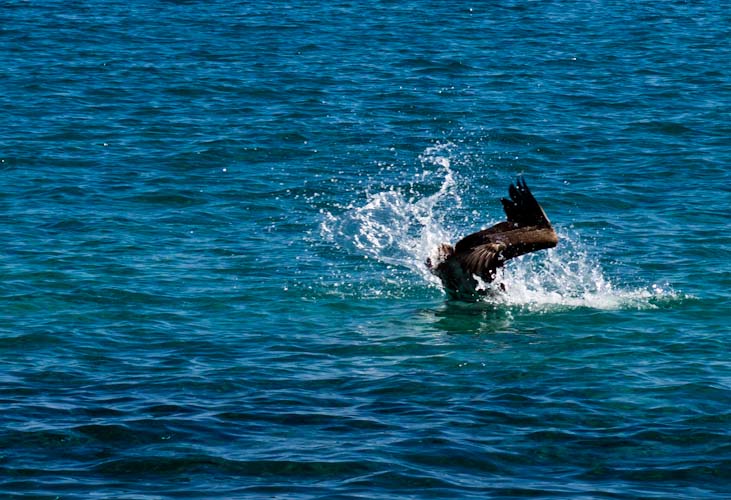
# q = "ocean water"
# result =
<box><xmin>2</xmin><ymin>1</ymin><xmax>731</xmax><ymax>498</ymax></box>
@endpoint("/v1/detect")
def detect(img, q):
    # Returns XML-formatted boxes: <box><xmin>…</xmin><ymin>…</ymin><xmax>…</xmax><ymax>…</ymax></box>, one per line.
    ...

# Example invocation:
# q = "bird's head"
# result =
<box><xmin>425</xmin><ymin>243</ymin><xmax>455</xmax><ymax>272</ymax></box>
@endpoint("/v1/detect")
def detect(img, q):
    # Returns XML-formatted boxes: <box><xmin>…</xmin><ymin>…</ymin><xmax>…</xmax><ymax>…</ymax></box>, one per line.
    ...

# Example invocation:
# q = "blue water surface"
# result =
<box><xmin>2</xmin><ymin>1</ymin><xmax>731</xmax><ymax>498</ymax></box>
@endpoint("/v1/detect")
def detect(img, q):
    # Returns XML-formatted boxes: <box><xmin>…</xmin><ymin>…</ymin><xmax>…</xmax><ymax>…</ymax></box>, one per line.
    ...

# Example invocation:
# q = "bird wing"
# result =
<box><xmin>455</xmin><ymin>176</ymin><xmax>555</xmax><ymax>254</ymax></box>
<box><xmin>459</xmin><ymin>241</ymin><xmax>507</xmax><ymax>282</ymax></box>
<box><xmin>452</xmin><ymin>177</ymin><xmax>558</xmax><ymax>281</ymax></box>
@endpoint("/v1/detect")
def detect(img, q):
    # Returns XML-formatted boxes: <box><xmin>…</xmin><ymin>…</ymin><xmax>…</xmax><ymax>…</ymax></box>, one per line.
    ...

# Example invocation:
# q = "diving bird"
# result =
<box><xmin>426</xmin><ymin>177</ymin><xmax>558</xmax><ymax>300</ymax></box>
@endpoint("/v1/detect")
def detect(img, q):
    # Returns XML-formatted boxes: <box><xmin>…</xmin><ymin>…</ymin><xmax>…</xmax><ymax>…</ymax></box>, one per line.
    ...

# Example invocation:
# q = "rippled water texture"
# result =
<box><xmin>2</xmin><ymin>1</ymin><xmax>731</xmax><ymax>498</ymax></box>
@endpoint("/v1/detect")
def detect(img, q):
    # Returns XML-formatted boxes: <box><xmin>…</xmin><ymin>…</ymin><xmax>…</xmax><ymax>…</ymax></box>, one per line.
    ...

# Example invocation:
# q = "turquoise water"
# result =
<box><xmin>2</xmin><ymin>1</ymin><xmax>731</xmax><ymax>498</ymax></box>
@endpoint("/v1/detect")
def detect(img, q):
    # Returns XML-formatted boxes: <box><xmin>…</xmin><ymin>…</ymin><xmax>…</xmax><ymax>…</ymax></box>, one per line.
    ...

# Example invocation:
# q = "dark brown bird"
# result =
<box><xmin>426</xmin><ymin>177</ymin><xmax>558</xmax><ymax>300</ymax></box>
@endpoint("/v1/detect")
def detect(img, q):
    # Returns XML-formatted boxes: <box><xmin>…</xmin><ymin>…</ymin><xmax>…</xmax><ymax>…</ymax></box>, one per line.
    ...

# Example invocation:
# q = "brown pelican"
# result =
<box><xmin>426</xmin><ymin>177</ymin><xmax>558</xmax><ymax>300</ymax></box>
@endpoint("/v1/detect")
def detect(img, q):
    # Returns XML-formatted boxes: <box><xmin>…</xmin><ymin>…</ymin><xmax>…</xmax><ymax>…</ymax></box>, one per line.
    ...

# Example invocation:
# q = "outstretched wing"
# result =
<box><xmin>453</xmin><ymin>177</ymin><xmax>558</xmax><ymax>281</ymax></box>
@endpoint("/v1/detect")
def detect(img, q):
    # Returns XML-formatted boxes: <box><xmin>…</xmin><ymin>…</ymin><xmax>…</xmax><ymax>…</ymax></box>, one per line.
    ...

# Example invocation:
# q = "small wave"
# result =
<box><xmin>94</xmin><ymin>455</ymin><xmax>379</xmax><ymax>478</ymax></box>
<box><xmin>320</xmin><ymin>143</ymin><xmax>682</xmax><ymax>310</ymax></box>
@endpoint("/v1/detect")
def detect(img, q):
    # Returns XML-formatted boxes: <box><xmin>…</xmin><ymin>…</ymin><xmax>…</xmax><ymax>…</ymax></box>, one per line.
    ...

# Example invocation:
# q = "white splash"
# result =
<box><xmin>352</xmin><ymin>147</ymin><xmax>456</xmax><ymax>275</ymax></box>
<box><xmin>490</xmin><ymin>236</ymin><xmax>677</xmax><ymax>311</ymax></box>
<box><xmin>321</xmin><ymin>144</ymin><xmax>679</xmax><ymax>310</ymax></box>
<box><xmin>322</xmin><ymin>142</ymin><xmax>460</xmax><ymax>284</ymax></box>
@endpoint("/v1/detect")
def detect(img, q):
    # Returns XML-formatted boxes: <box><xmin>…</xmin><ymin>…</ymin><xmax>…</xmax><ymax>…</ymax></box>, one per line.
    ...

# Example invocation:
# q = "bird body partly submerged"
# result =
<box><xmin>426</xmin><ymin>177</ymin><xmax>558</xmax><ymax>301</ymax></box>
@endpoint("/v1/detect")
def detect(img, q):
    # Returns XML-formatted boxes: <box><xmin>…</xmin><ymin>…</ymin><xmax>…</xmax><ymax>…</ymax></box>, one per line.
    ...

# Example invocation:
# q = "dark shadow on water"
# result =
<box><xmin>420</xmin><ymin>299</ymin><xmax>520</xmax><ymax>336</ymax></box>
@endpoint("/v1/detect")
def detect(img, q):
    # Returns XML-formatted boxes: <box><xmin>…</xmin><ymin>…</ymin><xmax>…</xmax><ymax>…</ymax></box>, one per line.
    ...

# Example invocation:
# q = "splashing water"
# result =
<box><xmin>492</xmin><ymin>240</ymin><xmax>678</xmax><ymax>311</ymax></box>
<box><xmin>321</xmin><ymin>143</ymin><xmax>461</xmax><ymax>280</ymax></box>
<box><xmin>352</xmin><ymin>145</ymin><xmax>459</xmax><ymax>275</ymax></box>
<box><xmin>322</xmin><ymin>144</ymin><xmax>679</xmax><ymax>310</ymax></box>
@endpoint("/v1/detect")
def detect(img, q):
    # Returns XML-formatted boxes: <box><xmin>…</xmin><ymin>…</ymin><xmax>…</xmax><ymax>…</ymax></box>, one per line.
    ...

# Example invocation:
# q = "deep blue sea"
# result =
<box><xmin>2</xmin><ymin>1</ymin><xmax>731</xmax><ymax>498</ymax></box>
